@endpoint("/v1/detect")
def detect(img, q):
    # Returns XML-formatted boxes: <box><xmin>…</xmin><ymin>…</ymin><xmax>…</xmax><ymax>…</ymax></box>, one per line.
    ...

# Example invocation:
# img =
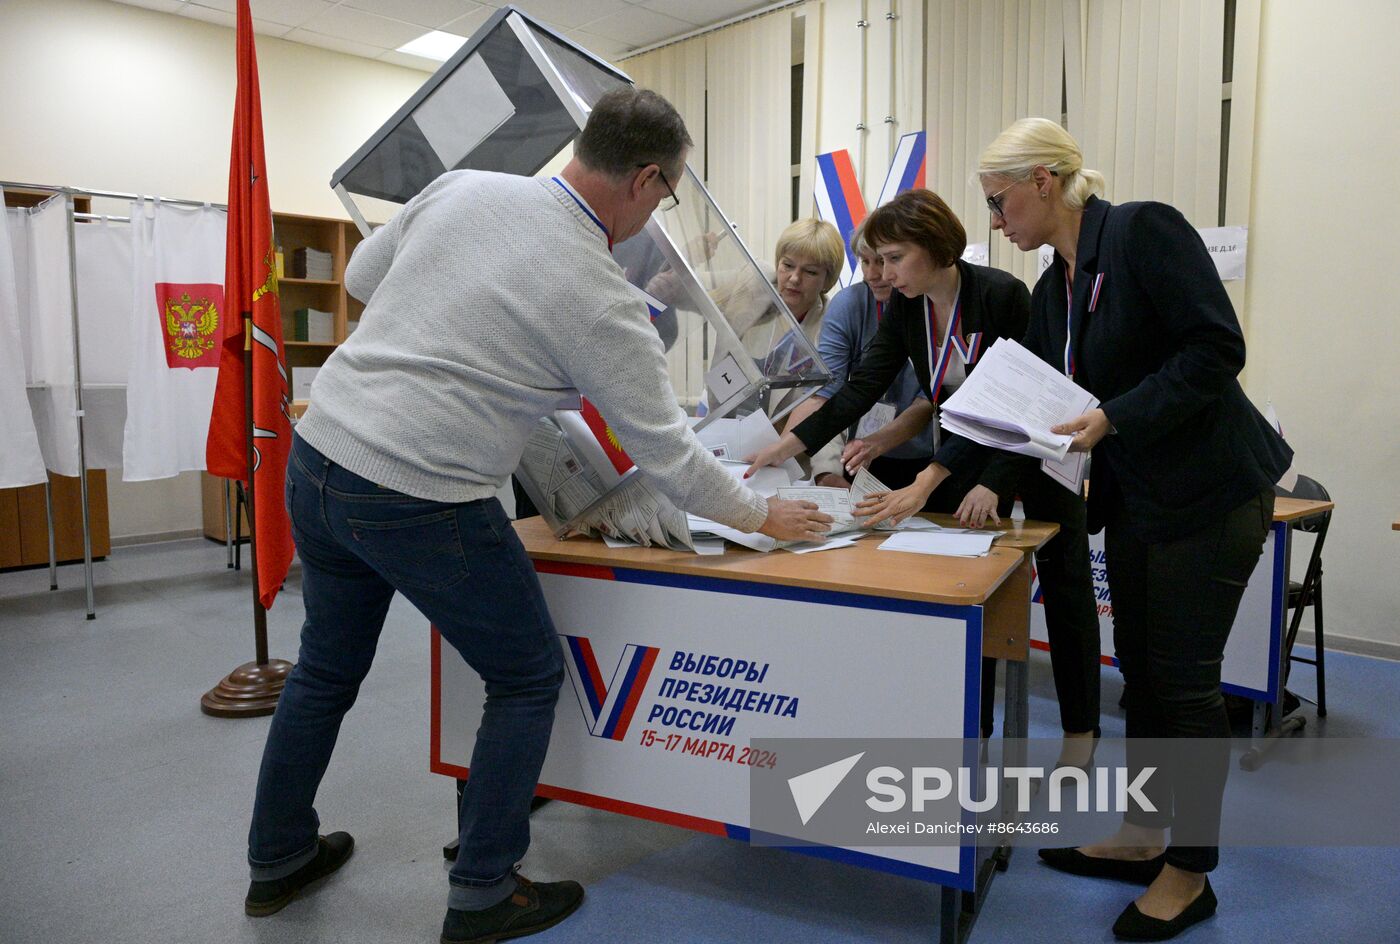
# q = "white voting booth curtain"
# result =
<box><xmin>122</xmin><ymin>200</ymin><xmax>227</xmax><ymax>481</ymax></box>
<box><xmin>0</xmin><ymin>189</ymin><xmax>47</xmax><ymax>488</ymax></box>
<box><xmin>5</xmin><ymin>197</ymin><xmax>132</xmax><ymax>476</ymax></box>
<box><xmin>73</xmin><ymin>218</ymin><xmax>132</xmax><ymax>470</ymax></box>
<box><xmin>10</xmin><ymin>197</ymin><xmax>85</xmax><ymax>476</ymax></box>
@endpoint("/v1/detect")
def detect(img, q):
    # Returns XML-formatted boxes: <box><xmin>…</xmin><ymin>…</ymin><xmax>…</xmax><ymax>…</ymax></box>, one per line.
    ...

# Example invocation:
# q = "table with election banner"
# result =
<box><xmin>432</xmin><ymin>515</ymin><xmax>1059</xmax><ymax>944</ymax></box>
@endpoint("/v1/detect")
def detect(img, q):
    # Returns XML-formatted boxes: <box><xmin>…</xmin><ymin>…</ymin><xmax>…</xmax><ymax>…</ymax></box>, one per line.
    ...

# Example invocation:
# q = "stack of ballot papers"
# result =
<box><xmin>877</xmin><ymin>527</ymin><xmax>998</xmax><ymax>558</ymax></box>
<box><xmin>938</xmin><ymin>338</ymin><xmax>1098</xmax><ymax>492</ymax></box>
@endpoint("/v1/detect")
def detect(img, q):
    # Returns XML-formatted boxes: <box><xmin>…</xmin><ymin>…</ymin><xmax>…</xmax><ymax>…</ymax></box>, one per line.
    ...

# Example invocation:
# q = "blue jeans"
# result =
<box><xmin>247</xmin><ymin>434</ymin><xmax>565</xmax><ymax>910</ymax></box>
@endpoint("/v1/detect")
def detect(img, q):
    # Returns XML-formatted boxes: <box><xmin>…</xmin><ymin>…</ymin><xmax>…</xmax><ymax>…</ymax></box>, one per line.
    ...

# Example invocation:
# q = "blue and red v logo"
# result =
<box><xmin>561</xmin><ymin>635</ymin><xmax>659</xmax><ymax>741</ymax></box>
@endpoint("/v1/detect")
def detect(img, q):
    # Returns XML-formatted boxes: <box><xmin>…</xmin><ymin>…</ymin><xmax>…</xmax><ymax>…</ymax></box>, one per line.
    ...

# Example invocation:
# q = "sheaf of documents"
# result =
<box><xmin>938</xmin><ymin>338</ymin><xmax>1098</xmax><ymax>492</ymax></box>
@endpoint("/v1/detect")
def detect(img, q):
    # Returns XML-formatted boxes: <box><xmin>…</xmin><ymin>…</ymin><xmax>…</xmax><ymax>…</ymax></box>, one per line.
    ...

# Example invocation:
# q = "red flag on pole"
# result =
<box><xmin>206</xmin><ymin>0</ymin><xmax>293</xmax><ymax>610</ymax></box>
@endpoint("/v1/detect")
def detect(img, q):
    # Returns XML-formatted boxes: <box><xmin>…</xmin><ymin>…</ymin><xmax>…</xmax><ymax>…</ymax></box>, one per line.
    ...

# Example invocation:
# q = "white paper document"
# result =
<box><xmin>878</xmin><ymin>530</ymin><xmax>997</xmax><ymax>558</ymax></box>
<box><xmin>938</xmin><ymin>338</ymin><xmax>1097</xmax><ymax>491</ymax></box>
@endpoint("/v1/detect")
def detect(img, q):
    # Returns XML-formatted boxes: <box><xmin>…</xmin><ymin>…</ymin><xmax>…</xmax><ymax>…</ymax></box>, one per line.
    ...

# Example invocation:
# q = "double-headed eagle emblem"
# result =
<box><xmin>164</xmin><ymin>291</ymin><xmax>221</xmax><ymax>360</ymax></box>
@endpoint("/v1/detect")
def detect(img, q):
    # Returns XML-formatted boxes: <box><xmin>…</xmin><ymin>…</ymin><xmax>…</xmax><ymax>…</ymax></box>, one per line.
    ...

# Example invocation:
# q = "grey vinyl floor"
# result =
<box><xmin>2</xmin><ymin>538</ymin><xmax>1397</xmax><ymax>944</ymax></box>
<box><xmin>0</xmin><ymin>539</ymin><xmax>687</xmax><ymax>944</ymax></box>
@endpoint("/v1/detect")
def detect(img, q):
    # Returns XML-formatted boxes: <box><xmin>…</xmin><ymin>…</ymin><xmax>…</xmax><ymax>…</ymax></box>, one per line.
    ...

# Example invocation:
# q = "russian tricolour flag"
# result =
<box><xmin>813</xmin><ymin>149</ymin><xmax>868</xmax><ymax>289</ymax></box>
<box><xmin>875</xmin><ymin>131</ymin><xmax>927</xmax><ymax>209</ymax></box>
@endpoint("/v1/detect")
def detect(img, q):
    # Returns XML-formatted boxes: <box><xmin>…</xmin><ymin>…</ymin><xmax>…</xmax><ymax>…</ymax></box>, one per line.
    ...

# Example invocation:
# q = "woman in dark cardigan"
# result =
<box><xmin>977</xmin><ymin>117</ymin><xmax>1292</xmax><ymax>941</ymax></box>
<box><xmin>745</xmin><ymin>189</ymin><xmax>1103</xmax><ymax>767</ymax></box>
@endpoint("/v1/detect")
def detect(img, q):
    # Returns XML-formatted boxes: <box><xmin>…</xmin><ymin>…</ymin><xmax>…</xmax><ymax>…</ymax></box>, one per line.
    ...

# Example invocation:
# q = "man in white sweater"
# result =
<box><xmin>243</xmin><ymin>88</ymin><xmax>830</xmax><ymax>943</ymax></box>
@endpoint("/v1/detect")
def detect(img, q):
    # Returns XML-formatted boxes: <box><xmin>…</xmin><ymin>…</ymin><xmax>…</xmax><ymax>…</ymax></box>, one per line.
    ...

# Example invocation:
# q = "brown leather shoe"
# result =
<box><xmin>440</xmin><ymin>874</ymin><xmax>585</xmax><ymax>944</ymax></box>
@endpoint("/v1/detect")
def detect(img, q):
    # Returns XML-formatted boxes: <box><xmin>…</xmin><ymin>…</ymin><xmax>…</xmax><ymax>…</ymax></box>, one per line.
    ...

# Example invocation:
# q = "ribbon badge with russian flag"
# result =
<box><xmin>563</xmin><ymin>635</ymin><xmax>660</xmax><ymax>741</ymax></box>
<box><xmin>813</xmin><ymin>149</ymin><xmax>868</xmax><ymax>290</ymax></box>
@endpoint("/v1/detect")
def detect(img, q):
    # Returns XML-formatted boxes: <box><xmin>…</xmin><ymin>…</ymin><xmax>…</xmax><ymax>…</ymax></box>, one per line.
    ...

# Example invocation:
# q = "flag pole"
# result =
<box><xmin>199</xmin><ymin>314</ymin><xmax>291</xmax><ymax>717</ymax></box>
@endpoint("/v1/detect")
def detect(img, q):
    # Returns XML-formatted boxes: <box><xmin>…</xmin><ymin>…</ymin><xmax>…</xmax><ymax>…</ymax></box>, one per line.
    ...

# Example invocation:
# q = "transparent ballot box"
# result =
<box><xmin>331</xmin><ymin>6</ymin><xmax>831</xmax><ymax>543</ymax></box>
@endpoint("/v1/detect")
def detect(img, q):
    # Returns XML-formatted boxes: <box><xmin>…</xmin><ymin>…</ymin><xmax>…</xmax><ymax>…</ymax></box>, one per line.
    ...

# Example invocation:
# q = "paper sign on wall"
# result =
<box><xmin>1197</xmin><ymin>225</ymin><xmax>1248</xmax><ymax>281</ymax></box>
<box><xmin>960</xmin><ymin>243</ymin><xmax>989</xmax><ymax>266</ymax></box>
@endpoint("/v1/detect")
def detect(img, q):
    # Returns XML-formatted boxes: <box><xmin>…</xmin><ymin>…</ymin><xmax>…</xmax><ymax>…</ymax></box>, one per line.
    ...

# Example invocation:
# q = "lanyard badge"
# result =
<box><xmin>925</xmin><ymin>295</ymin><xmax>981</xmax><ymax>401</ymax></box>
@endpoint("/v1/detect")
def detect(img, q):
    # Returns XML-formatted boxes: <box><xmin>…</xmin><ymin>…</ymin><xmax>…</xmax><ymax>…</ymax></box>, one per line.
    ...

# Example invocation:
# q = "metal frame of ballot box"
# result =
<box><xmin>327</xmin><ymin>5</ymin><xmax>833</xmax><ymax>541</ymax></box>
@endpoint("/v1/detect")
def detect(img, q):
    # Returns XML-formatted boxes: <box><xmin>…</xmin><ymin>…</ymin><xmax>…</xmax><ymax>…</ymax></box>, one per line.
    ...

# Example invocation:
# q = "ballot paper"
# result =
<box><xmin>878</xmin><ymin>530</ymin><xmax>997</xmax><ymax>557</ymax></box>
<box><xmin>938</xmin><ymin>338</ymin><xmax>1098</xmax><ymax>491</ymax></box>
<box><xmin>694</xmin><ymin>410</ymin><xmax>805</xmax><ymax>480</ymax></box>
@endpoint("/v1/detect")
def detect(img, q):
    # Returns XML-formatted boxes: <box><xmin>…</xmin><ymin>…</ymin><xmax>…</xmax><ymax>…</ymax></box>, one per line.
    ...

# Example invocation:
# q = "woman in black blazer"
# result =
<box><xmin>977</xmin><ymin>118</ymin><xmax>1292</xmax><ymax>941</ymax></box>
<box><xmin>746</xmin><ymin>189</ymin><xmax>1104</xmax><ymax>764</ymax></box>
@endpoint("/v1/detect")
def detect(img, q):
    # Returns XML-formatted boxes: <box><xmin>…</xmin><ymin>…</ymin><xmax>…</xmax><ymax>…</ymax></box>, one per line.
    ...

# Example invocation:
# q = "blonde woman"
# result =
<box><xmin>977</xmin><ymin>117</ymin><xmax>1291</xmax><ymax>941</ymax></box>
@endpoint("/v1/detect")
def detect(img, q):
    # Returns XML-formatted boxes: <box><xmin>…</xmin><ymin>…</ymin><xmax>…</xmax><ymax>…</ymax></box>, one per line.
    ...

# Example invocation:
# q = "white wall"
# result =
<box><xmin>0</xmin><ymin>0</ymin><xmax>427</xmax><ymax>540</ymax></box>
<box><xmin>1241</xmin><ymin>0</ymin><xmax>1400</xmax><ymax>652</ymax></box>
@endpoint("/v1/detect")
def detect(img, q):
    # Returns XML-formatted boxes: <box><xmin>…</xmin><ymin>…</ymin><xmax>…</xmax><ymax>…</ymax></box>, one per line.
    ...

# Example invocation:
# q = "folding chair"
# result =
<box><xmin>1277</xmin><ymin>474</ymin><xmax>1331</xmax><ymax>718</ymax></box>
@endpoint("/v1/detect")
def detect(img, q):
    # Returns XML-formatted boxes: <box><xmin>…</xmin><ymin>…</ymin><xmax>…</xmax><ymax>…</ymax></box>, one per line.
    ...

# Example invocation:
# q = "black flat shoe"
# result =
<box><xmin>245</xmin><ymin>832</ymin><xmax>355</xmax><ymax>917</ymax></box>
<box><xmin>1112</xmin><ymin>878</ymin><xmax>1217</xmax><ymax>941</ymax></box>
<box><xmin>1038</xmin><ymin>847</ymin><xmax>1167</xmax><ymax>884</ymax></box>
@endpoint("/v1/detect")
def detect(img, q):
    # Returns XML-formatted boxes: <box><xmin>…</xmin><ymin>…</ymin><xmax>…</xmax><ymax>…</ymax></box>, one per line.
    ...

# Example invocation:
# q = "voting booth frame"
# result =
<box><xmin>1</xmin><ymin>182</ymin><xmax>112</xmax><ymax>618</ymax></box>
<box><xmin>329</xmin><ymin>6</ymin><xmax>835</xmax><ymax>543</ymax></box>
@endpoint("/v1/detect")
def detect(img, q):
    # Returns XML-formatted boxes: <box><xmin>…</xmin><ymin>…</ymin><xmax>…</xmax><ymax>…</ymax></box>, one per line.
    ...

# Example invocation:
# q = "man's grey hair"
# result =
<box><xmin>575</xmin><ymin>86</ymin><xmax>692</xmax><ymax>181</ymax></box>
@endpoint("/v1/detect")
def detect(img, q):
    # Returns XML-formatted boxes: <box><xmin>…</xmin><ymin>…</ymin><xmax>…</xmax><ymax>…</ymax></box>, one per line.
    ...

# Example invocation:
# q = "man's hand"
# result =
<box><xmin>954</xmin><ymin>485</ymin><xmax>1001</xmax><ymax>528</ymax></box>
<box><xmin>815</xmin><ymin>472</ymin><xmax>852</xmax><ymax>489</ymax></box>
<box><xmin>758</xmin><ymin>497</ymin><xmax>833</xmax><ymax>542</ymax></box>
<box><xmin>1052</xmin><ymin>408</ymin><xmax>1111</xmax><ymax>453</ymax></box>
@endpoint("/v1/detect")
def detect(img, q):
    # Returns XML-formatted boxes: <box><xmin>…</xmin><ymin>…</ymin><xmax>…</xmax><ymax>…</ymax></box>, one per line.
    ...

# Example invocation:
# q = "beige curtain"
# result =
<box><xmin>704</xmin><ymin>9</ymin><xmax>794</xmax><ymax>262</ymax></box>
<box><xmin>1081</xmin><ymin>0</ymin><xmax>1226</xmax><ymax>225</ymax></box>
<box><xmin>623</xmin><ymin>40</ymin><xmax>709</xmax><ymax>180</ymax></box>
<box><xmin>925</xmin><ymin>0</ymin><xmax>1074</xmax><ymax>287</ymax></box>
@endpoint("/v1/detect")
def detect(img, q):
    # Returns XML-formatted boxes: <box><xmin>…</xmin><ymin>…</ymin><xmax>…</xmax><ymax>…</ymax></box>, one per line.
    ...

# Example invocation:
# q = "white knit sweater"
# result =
<box><xmin>296</xmin><ymin>170</ymin><xmax>768</xmax><ymax>533</ymax></box>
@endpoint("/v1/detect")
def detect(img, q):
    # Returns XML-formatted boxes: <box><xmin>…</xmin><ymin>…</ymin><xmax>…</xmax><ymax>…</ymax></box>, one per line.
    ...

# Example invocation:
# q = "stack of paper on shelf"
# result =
<box><xmin>292</xmin><ymin>308</ymin><xmax>334</xmax><ymax>342</ymax></box>
<box><xmin>291</xmin><ymin>247</ymin><xmax>333</xmax><ymax>280</ymax></box>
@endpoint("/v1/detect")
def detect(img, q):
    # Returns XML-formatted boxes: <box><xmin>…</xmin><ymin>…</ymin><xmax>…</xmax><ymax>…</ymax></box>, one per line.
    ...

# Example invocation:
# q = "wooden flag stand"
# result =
<box><xmin>201</xmin><ymin>316</ymin><xmax>292</xmax><ymax>717</ymax></box>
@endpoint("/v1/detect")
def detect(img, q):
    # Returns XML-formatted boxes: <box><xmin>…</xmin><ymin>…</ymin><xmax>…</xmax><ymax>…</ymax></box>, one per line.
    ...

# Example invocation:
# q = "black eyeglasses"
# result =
<box><xmin>986</xmin><ymin>169</ymin><xmax>1057</xmax><ymax>218</ymax></box>
<box><xmin>985</xmin><ymin>181</ymin><xmax>1017</xmax><ymax>218</ymax></box>
<box><xmin>637</xmin><ymin>163</ymin><xmax>680</xmax><ymax>211</ymax></box>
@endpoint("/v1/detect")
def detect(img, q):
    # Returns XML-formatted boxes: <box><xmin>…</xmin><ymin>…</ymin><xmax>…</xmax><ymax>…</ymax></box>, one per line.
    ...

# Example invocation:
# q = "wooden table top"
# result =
<box><xmin>513</xmin><ymin>516</ymin><xmax>1037</xmax><ymax>607</ymax></box>
<box><xmin>1273</xmin><ymin>497</ymin><xmax>1334</xmax><ymax>522</ymax></box>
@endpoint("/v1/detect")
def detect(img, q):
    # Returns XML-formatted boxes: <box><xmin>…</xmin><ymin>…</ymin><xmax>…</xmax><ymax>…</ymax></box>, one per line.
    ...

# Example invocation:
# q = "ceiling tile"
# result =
<box><xmin>297</xmin><ymin>5</ymin><xmax>426</xmax><ymax>49</ymax></box>
<box><xmin>501</xmin><ymin>0</ymin><xmax>632</xmax><ymax>32</ymax></box>
<box><xmin>561</xmin><ymin>28</ymin><xmax>629</xmax><ymax>59</ymax></box>
<box><xmin>283</xmin><ymin>27</ymin><xmax>387</xmax><ymax>58</ymax></box>
<box><xmin>114</xmin><ymin>0</ymin><xmax>186</xmax><ymax>13</ymax></box>
<box><xmin>376</xmin><ymin>49</ymin><xmax>443</xmax><ymax>72</ymax></box>
<box><xmin>175</xmin><ymin>0</ymin><xmax>334</xmax><ymax>29</ymax></box>
<box><xmin>341</xmin><ymin>0</ymin><xmax>482</xmax><ymax>30</ymax></box>
<box><xmin>440</xmin><ymin>6</ymin><xmax>494</xmax><ymax>39</ymax></box>
<box><xmin>178</xmin><ymin>4</ymin><xmax>236</xmax><ymax>28</ymax></box>
<box><xmin>638</xmin><ymin>0</ymin><xmax>768</xmax><ymax>28</ymax></box>
<box><xmin>583</xmin><ymin>5</ymin><xmax>692</xmax><ymax>47</ymax></box>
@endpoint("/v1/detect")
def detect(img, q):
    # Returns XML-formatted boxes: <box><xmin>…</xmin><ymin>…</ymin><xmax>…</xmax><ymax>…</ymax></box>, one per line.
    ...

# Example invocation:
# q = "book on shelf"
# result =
<box><xmin>290</xmin><ymin>247</ymin><xmax>333</xmax><ymax>280</ymax></box>
<box><xmin>292</xmin><ymin>308</ymin><xmax>335</xmax><ymax>343</ymax></box>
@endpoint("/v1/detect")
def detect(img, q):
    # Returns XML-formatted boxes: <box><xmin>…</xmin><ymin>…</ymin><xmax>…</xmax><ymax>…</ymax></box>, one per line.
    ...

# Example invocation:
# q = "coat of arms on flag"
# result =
<box><xmin>155</xmin><ymin>282</ymin><xmax>224</xmax><ymax>368</ymax></box>
<box><xmin>580</xmin><ymin>397</ymin><xmax>634</xmax><ymax>476</ymax></box>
